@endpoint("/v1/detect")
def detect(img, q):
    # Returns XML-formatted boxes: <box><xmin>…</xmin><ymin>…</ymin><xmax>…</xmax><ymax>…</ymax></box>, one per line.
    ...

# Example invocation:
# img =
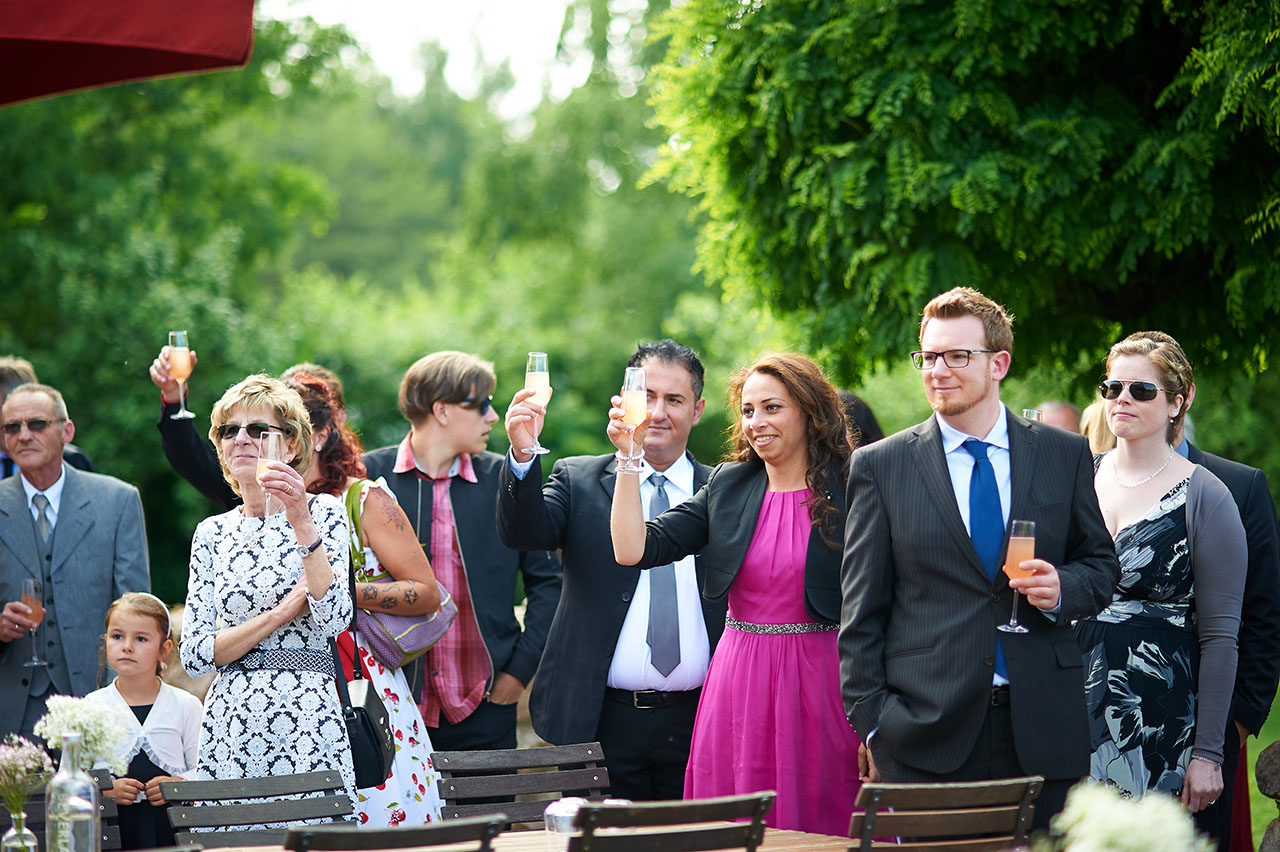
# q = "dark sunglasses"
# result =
<box><xmin>461</xmin><ymin>395</ymin><xmax>494</xmax><ymax>416</ymax></box>
<box><xmin>1</xmin><ymin>418</ymin><xmax>63</xmax><ymax>436</ymax></box>
<box><xmin>1098</xmin><ymin>380</ymin><xmax>1170</xmax><ymax>402</ymax></box>
<box><xmin>216</xmin><ymin>422</ymin><xmax>281</xmax><ymax>440</ymax></box>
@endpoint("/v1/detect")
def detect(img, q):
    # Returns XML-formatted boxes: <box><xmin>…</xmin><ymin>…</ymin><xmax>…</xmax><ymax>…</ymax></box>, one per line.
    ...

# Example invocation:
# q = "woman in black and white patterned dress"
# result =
<box><xmin>180</xmin><ymin>374</ymin><xmax>356</xmax><ymax>818</ymax></box>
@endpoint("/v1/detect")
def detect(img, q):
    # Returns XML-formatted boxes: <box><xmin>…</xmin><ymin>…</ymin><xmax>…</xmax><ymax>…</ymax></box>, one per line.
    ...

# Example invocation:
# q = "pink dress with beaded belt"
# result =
<box><xmin>683</xmin><ymin>489</ymin><xmax>862</xmax><ymax>834</ymax></box>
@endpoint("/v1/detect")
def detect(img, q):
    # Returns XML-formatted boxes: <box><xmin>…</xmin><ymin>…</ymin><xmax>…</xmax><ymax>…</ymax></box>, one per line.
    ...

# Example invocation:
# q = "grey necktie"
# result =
<box><xmin>646</xmin><ymin>474</ymin><xmax>681</xmax><ymax>677</ymax></box>
<box><xmin>33</xmin><ymin>493</ymin><xmax>52</xmax><ymax>547</ymax></box>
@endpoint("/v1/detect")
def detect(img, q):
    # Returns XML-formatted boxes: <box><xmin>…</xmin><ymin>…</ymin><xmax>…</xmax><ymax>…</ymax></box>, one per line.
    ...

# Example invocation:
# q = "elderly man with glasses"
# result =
<box><xmin>0</xmin><ymin>382</ymin><xmax>150</xmax><ymax>738</ymax></box>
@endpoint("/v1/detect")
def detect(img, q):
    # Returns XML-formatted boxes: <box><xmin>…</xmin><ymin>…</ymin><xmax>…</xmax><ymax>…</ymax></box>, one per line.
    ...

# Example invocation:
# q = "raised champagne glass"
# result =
<box><xmin>168</xmin><ymin>330</ymin><xmax>196</xmax><ymax>420</ymax></box>
<box><xmin>998</xmin><ymin>520</ymin><xmax>1035</xmax><ymax>634</ymax></box>
<box><xmin>21</xmin><ymin>577</ymin><xmax>47</xmax><ymax>668</ymax></box>
<box><xmin>258</xmin><ymin>431</ymin><xmax>285</xmax><ymax>517</ymax></box>
<box><xmin>617</xmin><ymin>367</ymin><xmax>647</xmax><ymax>473</ymax></box>
<box><xmin>523</xmin><ymin>352</ymin><xmax>552</xmax><ymax>456</ymax></box>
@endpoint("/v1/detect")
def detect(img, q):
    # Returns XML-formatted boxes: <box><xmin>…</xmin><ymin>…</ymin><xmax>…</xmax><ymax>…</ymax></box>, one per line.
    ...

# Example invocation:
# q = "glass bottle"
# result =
<box><xmin>1</xmin><ymin>810</ymin><xmax>39</xmax><ymax>852</ymax></box>
<box><xmin>44</xmin><ymin>734</ymin><xmax>98</xmax><ymax>852</ymax></box>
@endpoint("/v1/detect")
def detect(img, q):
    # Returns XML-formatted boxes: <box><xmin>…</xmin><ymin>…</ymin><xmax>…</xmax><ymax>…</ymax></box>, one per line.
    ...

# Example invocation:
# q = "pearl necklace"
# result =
<box><xmin>1111</xmin><ymin>447</ymin><xmax>1175</xmax><ymax>489</ymax></box>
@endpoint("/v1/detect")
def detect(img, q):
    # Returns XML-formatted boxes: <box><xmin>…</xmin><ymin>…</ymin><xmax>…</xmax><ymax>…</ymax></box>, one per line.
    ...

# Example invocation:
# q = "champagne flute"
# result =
<box><xmin>258</xmin><ymin>431</ymin><xmax>285</xmax><ymax>517</ymax></box>
<box><xmin>1022</xmin><ymin>408</ymin><xmax>1043</xmax><ymax>422</ymax></box>
<box><xmin>998</xmin><ymin>520</ymin><xmax>1035</xmax><ymax>634</ymax></box>
<box><xmin>617</xmin><ymin>367</ymin><xmax>647</xmax><ymax>473</ymax></box>
<box><xmin>21</xmin><ymin>578</ymin><xmax>47</xmax><ymax>668</ymax></box>
<box><xmin>523</xmin><ymin>352</ymin><xmax>552</xmax><ymax>456</ymax></box>
<box><xmin>168</xmin><ymin>331</ymin><xmax>196</xmax><ymax>421</ymax></box>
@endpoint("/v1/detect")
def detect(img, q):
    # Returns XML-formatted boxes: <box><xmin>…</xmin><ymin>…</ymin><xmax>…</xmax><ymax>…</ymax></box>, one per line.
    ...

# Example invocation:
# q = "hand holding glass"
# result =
<box><xmin>999</xmin><ymin>520</ymin><xmax>1035</xmax><ymax>634</ymax></box>
<box><xmin>617</xmin><ymin>367</ymin><xmax>647</xmax><ymax>473</ymax></box>
<box><xmin>523</xmin><ymin>352</ymin><xmax>552</xmax><ymax>456</ymax></box>
<box><xmin>21</xmin><ymin>578</ymin><xmax>47</xmax><ymax>668</ymax></box>
<box><xmin>168</xmin><ymin>330</ymin><xmax>196</xmax><ymax>421</ymax></box>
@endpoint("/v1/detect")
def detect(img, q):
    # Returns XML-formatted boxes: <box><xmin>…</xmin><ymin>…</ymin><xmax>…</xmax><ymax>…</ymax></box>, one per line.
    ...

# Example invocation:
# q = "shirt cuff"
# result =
<box><xmin>507</xmin><ymin>449</ymin><xmax>534</xmax><ymax>480</ymax></box>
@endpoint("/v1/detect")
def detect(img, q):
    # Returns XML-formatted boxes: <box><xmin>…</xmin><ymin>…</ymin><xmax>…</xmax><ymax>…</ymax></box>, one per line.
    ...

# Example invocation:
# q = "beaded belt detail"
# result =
<box><xmin>224</xmin><ymin>648</ymin><xmax>336</xmax><ymax>677</ymax></box>
<box><xmin>726</xmin><ymin>617</ymin><xmax>838</xmax><ymax>635</ymax></box>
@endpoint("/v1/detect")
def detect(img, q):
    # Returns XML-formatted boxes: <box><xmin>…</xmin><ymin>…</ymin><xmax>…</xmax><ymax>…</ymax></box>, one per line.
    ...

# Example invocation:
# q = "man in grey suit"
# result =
<box><xmin>0</xmin><ymin>382</ymin><xmax>150</xmax><ymax>738</ymax></box>
<box><xmin>497</xmin><ymin>340</ymin><xmax>724</xmax><ymax>800</ymax></box>
<box><xmin>840</xmin><ymin>288</ymin><xmax>1118</xmax><ymax>828</ymax></box>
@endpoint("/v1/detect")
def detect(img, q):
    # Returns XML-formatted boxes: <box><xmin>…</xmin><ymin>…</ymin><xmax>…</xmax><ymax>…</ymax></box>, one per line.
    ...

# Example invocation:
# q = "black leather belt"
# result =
<box><xmin>991</xmin><ymin>685</ymin><xmax>1011</xmax><ymax>706</ymax></box>
<box><xmin>605</xmin><ymin>687</ymin><xmax>701</xmax><ymax>709</ymax></box>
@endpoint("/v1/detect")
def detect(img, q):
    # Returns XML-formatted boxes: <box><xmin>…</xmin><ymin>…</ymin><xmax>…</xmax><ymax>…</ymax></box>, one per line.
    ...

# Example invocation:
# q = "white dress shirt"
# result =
<box><xmin>21</xmin><ymin>463</ymin><xmax>67</xmax><ymax>529</ymax></box>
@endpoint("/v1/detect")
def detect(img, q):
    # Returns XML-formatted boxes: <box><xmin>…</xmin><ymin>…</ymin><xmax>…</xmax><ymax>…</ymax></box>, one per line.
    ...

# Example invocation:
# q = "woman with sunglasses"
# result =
<box><xmin>1074</xmin><ymin>336</ymin><xmax>1246</xmax><ymax>813</ymax></box>
<box><xmin>285</xmin><ymin>372</ymin><xmax>445</xmax><ymax>825</ymax></box>
<box><xmin>180</xmin><ymin>374</ymin><xmax>357</xmax><ymax>824</ymax></box>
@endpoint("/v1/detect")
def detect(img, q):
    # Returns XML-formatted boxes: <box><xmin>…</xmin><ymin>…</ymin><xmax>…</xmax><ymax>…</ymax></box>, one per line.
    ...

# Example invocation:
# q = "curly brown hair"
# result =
<box><xmin>726</xmin><ymin>353</ymin><xmax>852</xmax><ymax>550</ymax></box>
<box><xmin>287</xmin><ymin>372</ymin><xmax>366</xmax><ymax>497</ymax></box>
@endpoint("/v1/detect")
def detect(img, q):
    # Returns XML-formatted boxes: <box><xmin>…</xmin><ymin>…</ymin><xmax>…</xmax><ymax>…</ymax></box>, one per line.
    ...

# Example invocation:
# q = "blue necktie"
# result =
<box><xmin>963</xmin><ymin>438</ymin><xmax>1008</xmax><ymax>677</ymax></box>
<box><xmin>646</xmin><ymin>474</ymin><xmax>680</xmax><ymax>677</ymax></box>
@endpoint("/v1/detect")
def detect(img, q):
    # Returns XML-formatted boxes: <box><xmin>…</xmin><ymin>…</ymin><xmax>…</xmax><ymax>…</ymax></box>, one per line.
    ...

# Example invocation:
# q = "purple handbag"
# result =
<box><xmin>346</xmin><ymin>480</ymin><xmax>457</xmax><ymax>670</ymax></box>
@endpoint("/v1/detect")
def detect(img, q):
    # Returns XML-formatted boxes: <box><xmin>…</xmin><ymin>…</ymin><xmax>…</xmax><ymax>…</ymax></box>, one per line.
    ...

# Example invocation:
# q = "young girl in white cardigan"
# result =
<box><xmin>87</xmin><ymin>593</ymin><xmax>203</xmax><ymax>849</ymax></box>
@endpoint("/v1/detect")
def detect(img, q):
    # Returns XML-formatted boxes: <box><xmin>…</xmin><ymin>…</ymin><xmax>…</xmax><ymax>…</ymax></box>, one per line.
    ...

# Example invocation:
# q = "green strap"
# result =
<box><xmin>344</xmin><ymin>479</ymin><xmax>366</xmax><ymax>576</ymax></box>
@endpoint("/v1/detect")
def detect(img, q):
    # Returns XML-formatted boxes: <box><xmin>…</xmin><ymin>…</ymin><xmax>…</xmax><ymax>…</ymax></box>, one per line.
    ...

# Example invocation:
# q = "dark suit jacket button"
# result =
<box><xmin>984</xmin><ymin>656</ymin><xmax>995</xmax><ymax>666</ymax></box>
<box><xmin>622</xmin><ymin>592</ymin><xmax>632</xmax><ymax>602</ymax></box>
<box><xmin>991</xmin><ymin>592</ymin><xmax>999</xmax><ymax>601</ymax></box>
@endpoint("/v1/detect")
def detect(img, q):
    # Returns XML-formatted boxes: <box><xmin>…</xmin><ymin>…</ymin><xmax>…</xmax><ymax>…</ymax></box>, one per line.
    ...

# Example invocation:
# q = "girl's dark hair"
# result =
<box><xmin>726</xmin><ymin>353</ymin><xmax>852</xmax><ymax>549</ymax></box>
<box><xmin>287</xmin><ymin>372</ymin><xmax>366</xmax><ymax>496</ymax></box>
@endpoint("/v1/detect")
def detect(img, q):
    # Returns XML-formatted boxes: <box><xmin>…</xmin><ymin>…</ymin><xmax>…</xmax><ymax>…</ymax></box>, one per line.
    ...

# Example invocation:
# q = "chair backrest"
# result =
<box><xmin>433</xmin><ymin>742</ymin><xmax>610</xmax><ymax>825</ymax></box>
<box><xmin>566</xmin><ymin>792</ymin><xmax>776</xmax><ymax>852</ymax></box>
<box><xmin>0</xmin><ymin>766</ymin><xmax>121</xmax><ymax>851</ymax></box>
<box><xmin>848</xmin><ymin>776</ymin><xmax>1043</xmax><ymax>852</ymax></box>
<box><xmin>283</xmin><ymin>814</ymin><xmax>507</xmax><ymax>851</ymax></box>
<box><xmin>161</xmin><ymin>769</ymin><xmax>353</xmax><ymax>848</ymax></box>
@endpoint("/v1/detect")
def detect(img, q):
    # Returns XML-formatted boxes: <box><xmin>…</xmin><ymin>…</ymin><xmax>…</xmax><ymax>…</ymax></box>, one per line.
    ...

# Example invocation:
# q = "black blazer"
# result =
<box><xmin>1186</xmin><ymin>442</ymin><xmax>1280</xmax><ymax>736</ymax></box>
<box><xmin>363</xmin><ymin>446</ymin><xmax>561</xmax><ymax>688</ymax></box>
<box><xmin>156</xmin><ymin>402</ymin><xmax>239</xmax><ymax>510</ymax></box>
<box><xmin>636</xmin><ymin>459</ymin><xmax>845</xmax><ymax>624</ymax></box>
<box><xmin>497</xmin><ymin>451</ymin><xmax>721</xmax><ymax>745</ymax></box>
<box><xmin>840</xmin><ymin>410</ymin><xmax>1119</xmax><ymax>779</ymax></box>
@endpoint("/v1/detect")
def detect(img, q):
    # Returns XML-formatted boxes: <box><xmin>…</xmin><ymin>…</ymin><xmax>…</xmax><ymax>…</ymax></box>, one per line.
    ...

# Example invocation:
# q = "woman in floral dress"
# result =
<box><xmin>288</xmin><ymin>372</ymin><xmax>445</xmax><ymax>825</ymax></box>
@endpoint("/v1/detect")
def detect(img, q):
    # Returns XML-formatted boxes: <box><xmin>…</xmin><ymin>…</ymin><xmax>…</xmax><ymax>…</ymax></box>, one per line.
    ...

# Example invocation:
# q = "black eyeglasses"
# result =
<box><xmin>1</xmin><ymin>418</ymin><xmax>64</xmax><ymax>436</ymax></box>
<box><xmin>1098</xmin><ymin>380</ymin><xmax>1170</xmax><ymax>402</ymax></box>
<box><xmin>216</xmin><ymin>422</ymin><xmax>281</xmax><ymax>441</ymax></box>
<box><xmin>461</xmin><ymin>395</ymin><xmax>494</xmax><ymax>416</ymax></box>
<box><xmin>910</xmin><ymin>349</ymin><xmax>999</xmax><ymax>370</ymax></box>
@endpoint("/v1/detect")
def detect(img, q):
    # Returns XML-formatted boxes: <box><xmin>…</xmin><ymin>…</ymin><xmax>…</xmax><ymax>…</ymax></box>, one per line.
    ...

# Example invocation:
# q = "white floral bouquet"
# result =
<box><xmin>1035</xmin><ymin>781</ymin><xmax>1215</xmax><ymax>852</ymax></box>
<box><xmin>0</xmin><ymin>735</ymin><xmax>54</xmax><ymax>816</ymax></box>
<box><xmin>33</xmin><ymin>695</ymin><xmax>129</xmax><ymax>775</ymax></box>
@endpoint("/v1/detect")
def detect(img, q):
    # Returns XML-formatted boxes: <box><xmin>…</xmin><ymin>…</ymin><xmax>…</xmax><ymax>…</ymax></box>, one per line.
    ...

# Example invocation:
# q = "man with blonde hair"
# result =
<box><xmin>363</xmin><ymin>352</ymin><xmax>561</xmax><ymax>751</ymax></box>
<box><xmin>840</xmin><ymin>287</ymin><xmax>1118</xmax><ymax>828</ymax></box>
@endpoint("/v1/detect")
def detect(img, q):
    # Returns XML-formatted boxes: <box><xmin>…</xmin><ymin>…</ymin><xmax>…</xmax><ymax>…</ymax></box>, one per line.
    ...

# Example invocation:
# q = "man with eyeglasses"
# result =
<box><xmin>1118</xmin><ymin>331</ymin><xmax>1280</xmax><ymax>850</ymax></box>
<box><xmin>1</xmin><ymin>356</ymin><xmax>94</xmax><ymax>478</ymax></box>
<box><xmin>0</xmin><ymin>382</ymin><xmax>150</xmax><ymax>739</ymax></box>
<box><xmin>839</xmin><ymin>287</ymin><xmax>1118</xmax><ymax>829</ymax></box>
<box><xmin>363</xmin><ymin>351</ymin><xmax>561</xmax><ymax>752</ymax></box>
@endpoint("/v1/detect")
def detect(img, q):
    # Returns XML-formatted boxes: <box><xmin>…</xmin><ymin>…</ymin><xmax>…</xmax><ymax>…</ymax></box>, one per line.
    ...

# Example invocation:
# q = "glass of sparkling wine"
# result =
<box><xmin>523</xmin><ymin>352</ymin><xmax>552</xmax><ymax>456</ymax></box>
<box><xmin>258</xmin><ymin>431</ymin><xmax>285</xmax><ymax>516</ymax></box>
<box><xmin>21</xmin><ymin>577</ymin><xmax>47</xmax><ymax>668</ymax></box>
<box><xmin>999</xmin><ymin>520</ymin><xmax>1035</xmax><ymax>634</ymax></box>
<box><xmin>1022</xmin><ymin>408</ymin><xmax>1043</xmax><ymax>422</ymax></box>
<box><xmin>617</xmin><ymin>367</ymin><xmax>647</xmax><ymax>473</ymax></box>
<box><xmin>168</xmin><ymin>330</ymin><xmax>196</xmax><ymax>421</ymax></box>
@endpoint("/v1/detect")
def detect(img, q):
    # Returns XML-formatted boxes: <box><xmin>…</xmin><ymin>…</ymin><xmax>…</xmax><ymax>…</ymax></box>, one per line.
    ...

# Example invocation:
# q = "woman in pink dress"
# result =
<box><xmin>609</xmin><ymin>352</ymin><xmax>861</xmax><ymax>835</ymax></box>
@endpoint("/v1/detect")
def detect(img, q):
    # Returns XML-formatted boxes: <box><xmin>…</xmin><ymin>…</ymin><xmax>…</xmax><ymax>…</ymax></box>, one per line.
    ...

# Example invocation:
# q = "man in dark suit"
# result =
<box><xmin>840</xmin><ymin>288</ymin><xmax>1119</xmax><ymax>829</ymax></box>
<box><xmin>1124</xmin><ymin>332</ymin><xmax>1280</xmax><ymax>848</ymax></box>
<box><xmin>0</xmin><ymin>382</ymin><xmax>150</xmax><ymax>738</ymax></box>
<box><xmin>496</xmin><ymin>340</ymin><xmax>723</xmax><ymax>800</ymax></box>
<box><xmin>363</xmin><ymin>351</ymin><xmax>561</xmax><ymax>752</ymax></box>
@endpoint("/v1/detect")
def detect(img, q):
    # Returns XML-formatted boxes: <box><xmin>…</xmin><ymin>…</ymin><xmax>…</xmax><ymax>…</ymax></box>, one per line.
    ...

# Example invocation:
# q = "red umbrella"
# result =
<box><xmin>0</xmin><ymin>0</ymin><xmax>256</xmax><ymax>105</ymax></box>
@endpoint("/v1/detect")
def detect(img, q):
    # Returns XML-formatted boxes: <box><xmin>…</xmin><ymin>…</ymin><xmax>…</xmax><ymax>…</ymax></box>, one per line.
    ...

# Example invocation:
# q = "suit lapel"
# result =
<box><xmin>597</xmin><ymin>458</ymin><xmax>617</xmax><ymax>502</ymax></box>
<box><xmin>0</xmin><ymin>476</ymin><xmax>40</xmax><ymax>576</ymax></box>
<box><xmin>1008</xmin><ymin>408</ymin><xmax>1036</xmax><ymax>522</ymax></box>
<box><xmin>910</xmin><ymin>418</ymin><xmax>989</xmax><ymax>579</ymax></box>
<box><xmin>50</xmin><ymin>467</ymin><xmax>93</xmax><ymax>576</ymax></box>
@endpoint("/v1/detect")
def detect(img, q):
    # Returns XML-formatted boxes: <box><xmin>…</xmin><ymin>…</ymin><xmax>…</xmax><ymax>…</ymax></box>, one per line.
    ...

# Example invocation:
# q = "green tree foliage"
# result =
<box><xmin>649</xmin><ymin>0</ymin><xmax>1280</xmax><ymax>382</ymax></box>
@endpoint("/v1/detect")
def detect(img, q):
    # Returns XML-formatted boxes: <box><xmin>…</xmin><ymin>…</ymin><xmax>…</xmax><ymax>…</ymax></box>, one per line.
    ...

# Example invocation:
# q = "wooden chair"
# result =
<box><xmin>0</xmin><ymin>767</ymin><xmax>121</xmax><ymax>850</ymax></box>
<box><xmin>848</xmin><ymin>776</ymin><xmax>1043</xmax><ymax>852</ymax></box>
<box><xmin>283</xmin><ymin>814</ymin><xmax>507</xmax><ymax>852</ymax></box>
<box><xmin>433</xmin><ymin>742</ymin><xmax>610</xmax><ymax>825</ymax></box>
<box><xmin>161</xmin><ymin>769</ymin><xmax>353</xmax><ymax>848</ymax></box>
<box><xmin>567</xmin><ymin>792</ymin><xmax>776</xmax><ymax>852</ymax></box>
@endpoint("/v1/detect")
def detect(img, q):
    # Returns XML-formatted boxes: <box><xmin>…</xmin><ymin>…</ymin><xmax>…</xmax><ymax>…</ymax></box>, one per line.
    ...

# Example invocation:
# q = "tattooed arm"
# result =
<box><xmin>357</xmin><ymin>485</ymin><xmax>443</xmax><ymax>616</ymax></box>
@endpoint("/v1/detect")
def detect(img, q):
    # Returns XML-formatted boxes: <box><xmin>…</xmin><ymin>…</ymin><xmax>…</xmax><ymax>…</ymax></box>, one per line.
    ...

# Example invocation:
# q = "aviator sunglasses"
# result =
<box><xmin>216</xmin><ymin>422</ymin><xmax>282</xmax><ymax>440</ymax></box>
<box><xmin>1098</xmin><ymin>380</ymin><xmax>1170</xmax><ymax>402</ymax></box>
